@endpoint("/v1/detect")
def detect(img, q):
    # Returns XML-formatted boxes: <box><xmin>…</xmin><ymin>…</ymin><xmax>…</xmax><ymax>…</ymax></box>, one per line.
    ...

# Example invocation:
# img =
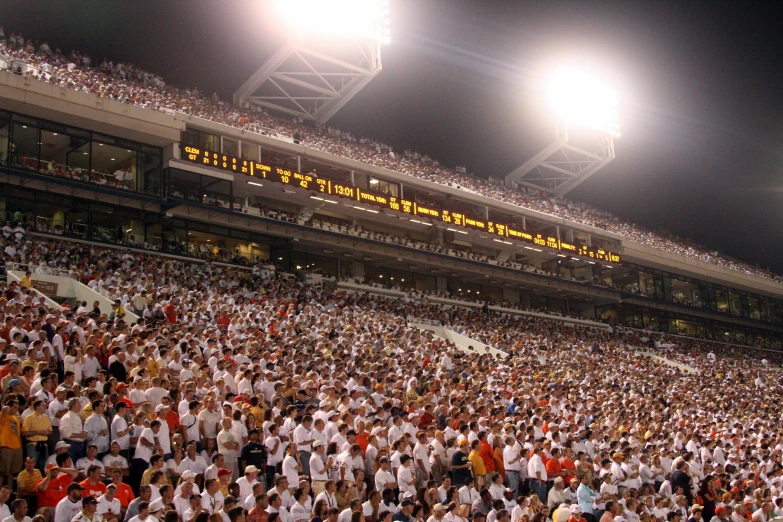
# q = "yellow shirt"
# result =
<box><xmin>468</xmin><ymin>450</ymin><xmax>486</xmax><ymax>476</ymax></box>
<box><xmin>22</xmin><ymin>413</ymin><xmax>52</xmax><ymax>442</ymax></box>
<box><xmin>19</xmin><ymin>276</ymin><xmax>31</xmax><ymax>289</ymax></box>
<box><xmin>0</xmin><ymin>413</ymin><xmax>22</xmax><ymax>449</ymax></box>
<box><xmin>146</xmin><ymin>359</ymin><xmax>160</xmax><ymax>378</ymax></box>
<box><xmin>17</xmin><ymin>468</ymin><xmax>42</xmax><ymax>496</ymax></box>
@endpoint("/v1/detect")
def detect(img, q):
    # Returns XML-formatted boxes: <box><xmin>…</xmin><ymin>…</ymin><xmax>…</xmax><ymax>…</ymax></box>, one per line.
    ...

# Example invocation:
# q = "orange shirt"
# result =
<box><xmin>80</xmin><ymin>479</ymin><xmax>107</xmax><ymax>498</ymax></box>
<box><xmin>561</xmin><ymin>457</ymin><xmax>577</xmax><ymax>484</ymax></box>
<box><xmin>355</xmin><ymin>432</ymin><xmax>369</xmax><ymax>455</ymax></box>
<box><xmin>479</xmin><ymin>441</ymin><xmax>495</xmax><ymax>472</ymax></box>
<box><xmin>546</xmin><ymin>457</ymin><xmax>563</xmax><ymax>478</ymax></box>
<box><xmin>36</xmin><ymin>473</ymin><xmax>73</xmax><ymax>507</ymax></box>
<box><xmin>493</xmin><ymin>446</ymin><xmax>505</xmax><ymax>478</ymax></box>
<box><xmin>113</xmin><ymin>483</ymin><xmax>135</xmax><ymax>507</ymax></box>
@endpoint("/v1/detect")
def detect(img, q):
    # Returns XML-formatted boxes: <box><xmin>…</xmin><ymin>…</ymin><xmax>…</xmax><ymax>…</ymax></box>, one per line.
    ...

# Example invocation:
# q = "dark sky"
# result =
<box><xmin>3</xmin><ymin>0</ymin><xmax>783</xmax><ymax>272</ymax></box>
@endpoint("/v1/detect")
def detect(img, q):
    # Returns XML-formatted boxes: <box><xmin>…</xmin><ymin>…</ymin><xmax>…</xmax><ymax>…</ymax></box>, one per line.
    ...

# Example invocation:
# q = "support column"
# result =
<box><xmin>297</xmin><ymin>155</ymin><xmax>301</xmax><ymax>173</ymax></box>
<box><xmin>350</xmin><ymin>170</ymin><xmax>355</xmax><ymax>185</ymax></box>
<box><xmin>483</xmin><ymin>206</ymin><xmax>489</xmax><ymax>220</ymax></box>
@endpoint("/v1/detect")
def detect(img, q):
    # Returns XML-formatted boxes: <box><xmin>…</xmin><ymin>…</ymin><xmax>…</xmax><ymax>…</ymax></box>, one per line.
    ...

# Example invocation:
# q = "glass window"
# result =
<box><xmin>222</xmin><ymin>138</ymin><xmax>238</xmax><ymax>157</ymax></box>
<box><xmin>65</xmin><ymin>208</ymin><xmax>89</xmax><ymax>238</ymax></box>
<box><xmin>66</xmin><ymin>139</ymin><xmax>90</xmax><ymax>181</ymax></box>
<box><xmin>11</xmin><ymin>122</ymin><xmax>39</xmax><ymax>169</ymax></box>
<box><xmin>140</xmin><ymin>149</ymin><xmax>162</xmax><ymax>196</ymax></box>
<box><xmin>91</xmin><ymin>142</ymin><xmax>137</xmax><ymax>191</ymax></box>
<box><xmin>0</xmin><ymin>112</ymin><xmax>9</xmax><ymax>165</ymax></box>
<box><xmin>240</xmin><ymin>141</ymin><xmax>260</xmax><ymax>162</ymax></box>
<box><xmin>168</xmin><ymin>169</ymin><xmax>201</xmax><ymax>202</ymax></box>
<box><xmin>38</xmin><ymin>130</ymin><xmax>70</xmax><ymax>176</ymax></box>
<box><xmin>200</xmin><ymin>131</ymin><xmax>219</xmax><ymax>152</ymax></box>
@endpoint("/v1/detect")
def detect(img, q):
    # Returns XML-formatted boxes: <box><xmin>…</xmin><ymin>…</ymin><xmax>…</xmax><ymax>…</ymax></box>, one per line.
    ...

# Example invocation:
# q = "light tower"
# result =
<box><xmin>234</xmin><ymin>0</ymin><xmax>391</xmax><ymax>124</ymax></box>
<box><xmin>506</xmin><ymin>67</ymin><xmax>620</xmax><ymax>197</ymax></box>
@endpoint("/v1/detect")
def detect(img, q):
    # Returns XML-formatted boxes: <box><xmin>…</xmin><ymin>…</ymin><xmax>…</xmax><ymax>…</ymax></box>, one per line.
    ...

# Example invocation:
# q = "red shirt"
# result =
<box><xmin>163</xmin><ymin>410</ymin><xmax>181</xmax><ymax>433</ymax></box>
<box><xmin>36</xmin><ymin>473</ymin><xmax>73</xmax><ymax>507</ymax></box>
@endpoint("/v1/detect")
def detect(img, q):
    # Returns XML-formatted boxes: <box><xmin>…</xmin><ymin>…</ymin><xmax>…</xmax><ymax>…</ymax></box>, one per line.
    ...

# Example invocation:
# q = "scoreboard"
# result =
<box><xmin>182</xmin><ymin>146</ymin><xmax>621</xmax><ymax>263</ymax></box>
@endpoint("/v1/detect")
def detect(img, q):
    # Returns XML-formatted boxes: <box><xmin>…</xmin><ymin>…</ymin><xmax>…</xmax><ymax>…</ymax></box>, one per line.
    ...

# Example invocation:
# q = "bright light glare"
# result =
<box><xmin>276</xmin><ymin>0</ymin><xmax>391</xmax><ymax>44</ymax></box>
<box><xmin>548</xmin><ymin>67</ymin><xmax>620</xmax><ymax>137</ymax></box>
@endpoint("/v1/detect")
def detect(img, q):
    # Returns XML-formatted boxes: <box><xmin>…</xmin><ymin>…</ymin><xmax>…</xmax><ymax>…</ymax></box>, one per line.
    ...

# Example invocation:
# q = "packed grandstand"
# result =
<box><xmin>0</xmin><ymin>23</ymin><xmax>780</xmax><ymax>522</ymax></box>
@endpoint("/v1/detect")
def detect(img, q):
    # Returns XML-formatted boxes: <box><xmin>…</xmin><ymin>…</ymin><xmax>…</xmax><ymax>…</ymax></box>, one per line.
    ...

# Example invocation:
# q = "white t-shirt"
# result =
<box><xmin>134</xmin><ymin>427</ymin><xmax>156</xmax><ymax>462</ymax></box>
<box><xmin>96</xmin><ymin>495</ymin><xmax>121</xmax><ymax>516</ymax></box>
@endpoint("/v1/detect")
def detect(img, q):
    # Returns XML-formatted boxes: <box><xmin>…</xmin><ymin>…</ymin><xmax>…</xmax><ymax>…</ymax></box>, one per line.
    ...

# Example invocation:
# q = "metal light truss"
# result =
<box><xmin>233</xmin><ymin>37</ymin><xmax>382</xmax><ymax>124</ymax></box>
<box><xmin>505</xmin><ymin>125</ymin><xmax>616</xmax><ymax>197</ymax></box>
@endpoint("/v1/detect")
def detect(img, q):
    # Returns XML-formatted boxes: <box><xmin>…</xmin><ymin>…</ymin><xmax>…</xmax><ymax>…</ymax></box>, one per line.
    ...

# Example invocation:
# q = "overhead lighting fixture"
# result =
<box><xmin>421</xmin><ymin>222</ymin><xmax>432</xmax><ymax>226</ymax></box>
<box><xmin>369</xmin><ymin>178</ymin><xmax>380</xmax><ymax>184</ymax></box>
<box><xmin>557</xmin><ymin>254</ymin><xmax>567</xmax><ymax>258</ymax></box>
<box><xmin>366</xmin><ymin>209</ymin><xmax>379</xmax><ymax>213</ymax></box>
<box><xmin>503</xmin><ymin>241</ymin><xmax>512</xmax><ymax>245</ymax></box>
<box><xmin>324</xmin><ymin>199</ymin><xmax>338</xmax><ymax>204</ymax></box>
<box><xmin>353</xmin><ymin>206</ymin><xmax>365</xmax><ymax>211</ymax></box>
<box><xmin>283</xmin><ymin>189</ymin><xmax>296</xmax><ymax>195</ymax></box>
<box><xmin>410</xmin><ymin>219</ymin><xmax>422</xmax><ymax>224</ymax></box>
<box><xmin>248</xmin><ymin>181</ymin><xmax>264</xmax><ymax>187</ymax></box>
<box><xmin>524</xmin><ymin>247</ymin><xmax>534</xmax><ymax>250</ymax></box>
<box><xmin>446</xmin><ymin>228</ymin><xmax>457</xmax><ymax>233</ymax></box>
<box><xmin>310</xmin><ymin>196</ymin><xmax>324</xmax><ymax>201</ymax></box>
<box><xmin>532</xmin><ymin>248</ymin><xmax>542</xmax><ymax>252</ymax></box>
<box><xmin>571</xmin><ymin>257</ymin><xmax>580</xmax><ymax>261</ymax></box>
<box><xmin>606</xmin><ymin>265</ymin><xmax>613</xmax><ymax>269</ymax></box>
<box><xmin>493</xmin><ymin>239</ymin><xmax>504</xmax><ymax>243</ymax></box>
<box><xmin>275</xmin><ymin>0</ymin><xmax>391</xmax><ymax>44</ymax></box>
<box><xmin>588</xmin><ymin>261</ymin><xmax>595</xmax><ymax>264</ymax></box>
<box><xmin>548</xmin><ymin>66</ymin><xmax>620</xmax><ymax>137</ymax></box>
<box><xmin>457</xmin><ymin>230</ymin><xmax>468</xmax><ymax>235</ymax></box>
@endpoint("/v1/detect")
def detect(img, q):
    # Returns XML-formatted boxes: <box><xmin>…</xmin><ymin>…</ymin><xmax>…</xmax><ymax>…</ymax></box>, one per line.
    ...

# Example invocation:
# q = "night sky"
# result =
<box><xmin>2</xmin><ymin>0</ymin><xmax>783</xmax><ymax>272</ymax></box>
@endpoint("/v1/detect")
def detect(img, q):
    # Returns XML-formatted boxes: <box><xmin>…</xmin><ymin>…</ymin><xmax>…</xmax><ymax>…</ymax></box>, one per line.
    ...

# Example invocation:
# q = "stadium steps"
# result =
<box><xmin>6</xmin><ymin>270</ymin><xmax>63</xmax><ymax>310</ymax></box>
<box><xmin>7</xmin><ymin>269</ymin><xmax>140</xmax><ymax>323</ymax></box>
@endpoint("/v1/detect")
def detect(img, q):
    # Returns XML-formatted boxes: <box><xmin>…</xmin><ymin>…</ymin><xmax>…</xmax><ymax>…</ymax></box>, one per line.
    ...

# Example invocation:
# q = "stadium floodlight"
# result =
<box><xmin>505</xmin><ymin>65</ymin><xmax>620</xmax><ymax>197</ymax></box>
<box><xmin>275</xmin><ymin>0</ymin><xmax>391</xmax><ymax>44</ymax></box>
<box><xmin>234</xmin><ymin>0</ymin><xmax>390</xmax><ymax>124</ymax></box>
<box><xmin>547</xmin><ymin>67</ymin><xmax>620</xmax><ymax>137</ymax></box>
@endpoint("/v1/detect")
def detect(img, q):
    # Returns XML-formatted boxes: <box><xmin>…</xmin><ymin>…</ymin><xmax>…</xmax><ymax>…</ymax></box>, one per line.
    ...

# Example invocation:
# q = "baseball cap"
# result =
<box><xmin>181</xmin><ymin>470</ymin><xmax>197</xmax><ymax>480</ymax></box>
<box><xmin>217</xmin><ymin>468</ymin><xmax>232</xmax><ymax>477</ymax></box>
<box><xmin>401</xmin><ymin>500</ymin><xmax>415</xmax><ymax>508</ymax></box>
<box><xmin>82</xmin><ymin>496</ymin><xmax>97</xmax><ymax>505</ymax></box>
<box><xmin>55</xmin><ymin>441</ymin><xmax>70</xmax><ymax>450</ymax></box>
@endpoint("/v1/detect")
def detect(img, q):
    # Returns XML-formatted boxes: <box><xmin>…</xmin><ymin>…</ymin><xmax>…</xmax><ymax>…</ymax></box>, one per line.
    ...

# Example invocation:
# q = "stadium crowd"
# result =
<box><xmin>0</xmin><ymin>224</ymin><xmax>775</xmax><ymax>522</ymax></box>
<box><xmin>0</xmin><ymin>30</ymin><xmax>779</xmax><ymax>284</ymax></box>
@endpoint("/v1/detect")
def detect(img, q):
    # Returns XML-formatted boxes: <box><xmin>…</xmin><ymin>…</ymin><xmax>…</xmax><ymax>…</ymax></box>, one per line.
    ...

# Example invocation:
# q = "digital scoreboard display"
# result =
<box><xmin>182</xmin><ymin>146</ymin><xmax>621</xmax><ymax>263</ymax></box>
